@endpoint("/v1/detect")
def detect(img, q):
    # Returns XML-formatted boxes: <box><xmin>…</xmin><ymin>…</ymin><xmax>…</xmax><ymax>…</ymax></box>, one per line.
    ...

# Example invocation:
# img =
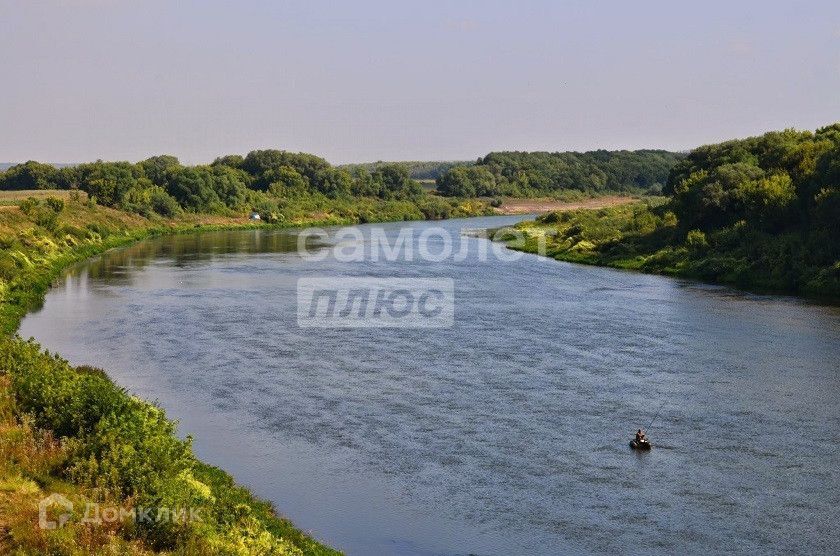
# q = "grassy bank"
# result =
<box><xmin>0</xmin><ymin>193</ymin><xmax>488</xmax><ymax>554</ymax></box>
<box><xmin>503</xmin><ymin>199</ymin><xmax>839</xmax><ymax>301</ymax></box>
<box><xmin>502</xmin><ymin>125</ymin><xmax>840</xmax><ymax>302</ymax></box>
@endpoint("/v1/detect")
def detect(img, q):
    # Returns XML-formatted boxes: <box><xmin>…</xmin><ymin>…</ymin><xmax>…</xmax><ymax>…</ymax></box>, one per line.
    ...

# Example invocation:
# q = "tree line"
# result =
<box><xmin>662</xmin><ymin>123</ymin><xmax>839</xmax><ymax>294</ymax></box>
<box><xmin>340</xmin><ymin>160</ymin><xmax>472</xmax><ymax>181</ymax></box>
<box><xmin>435</xmin><ymin>149</ymin><xmax>684</xmax><ymax>197</ymax></box>
<box><xmin>515</xmin><ymin>123</ymin><xmax>840</xmax><ymax>298</ymax></box>
<box><xmin>0</xmin><ymin>151</ymin><xmax>425</xmax><ymax>218</ymax></box>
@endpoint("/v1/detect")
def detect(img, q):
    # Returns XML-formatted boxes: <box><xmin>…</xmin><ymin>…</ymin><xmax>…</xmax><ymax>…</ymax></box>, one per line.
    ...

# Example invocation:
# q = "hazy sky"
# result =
<box><xmin>1</xmin><ymin>0</ymin><xmax>838</xmax><ymax>164</ymax></box>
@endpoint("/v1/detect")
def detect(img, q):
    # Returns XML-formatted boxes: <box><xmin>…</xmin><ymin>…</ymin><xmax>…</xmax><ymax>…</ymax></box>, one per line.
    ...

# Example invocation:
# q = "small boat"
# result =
<box><xmin>630</xmin><ymin>438</ymin><xmax>652</xmax><ymax>450</ymax></box>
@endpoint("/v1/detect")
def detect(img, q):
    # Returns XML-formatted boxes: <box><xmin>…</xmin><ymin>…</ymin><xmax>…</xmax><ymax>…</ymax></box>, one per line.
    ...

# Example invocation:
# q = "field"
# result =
<box><xmin>493</xmin><ymin>195</ymin><xmax>639</xmax><ymax>215</ymax></box>
<box><xmin>0</xmin><ymin>189</ymin><xmax>88</xmax><ymax>206</ymax></box>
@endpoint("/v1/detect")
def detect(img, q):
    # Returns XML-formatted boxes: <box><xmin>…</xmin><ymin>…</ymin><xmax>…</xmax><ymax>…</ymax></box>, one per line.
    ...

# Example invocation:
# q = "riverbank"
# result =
<box><xmin>491</xmin><ymin>195</ymin><xmax>638</xmax><ymax>215</ymax></box>
<box><xmin>0</xmin><ymin>194</ymin><xmax>489</xmax><ymax>554</ymax></box>
<box><xmin>503</xmin><ymin>199</ymin><xmax>839</xmax><ymax>302</ymax></box>
<box><xmin>0</xmin><ymin>199</ymin><xmax>353</xmax><ymax>554</ymax></box>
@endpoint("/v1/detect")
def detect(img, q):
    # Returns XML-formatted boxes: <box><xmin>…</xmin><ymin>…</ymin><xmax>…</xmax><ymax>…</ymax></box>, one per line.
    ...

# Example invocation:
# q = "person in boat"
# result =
<box><xmin>635</xmin><ymin>429</ymin><xmax>646</xmax><ymax>443</ymax></box>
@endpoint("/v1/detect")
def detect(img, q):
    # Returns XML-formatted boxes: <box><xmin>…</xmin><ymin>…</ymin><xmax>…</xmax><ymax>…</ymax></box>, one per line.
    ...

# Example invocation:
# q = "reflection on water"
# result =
<box><xmin>20</xmin><ymin>217</ymin><xmax>840</xmax><ymax>555</ymax></box>
<box><xmin>72</xmin><ymin>229</ymin><xmax>308</xmax><ymax>283</ymax></box>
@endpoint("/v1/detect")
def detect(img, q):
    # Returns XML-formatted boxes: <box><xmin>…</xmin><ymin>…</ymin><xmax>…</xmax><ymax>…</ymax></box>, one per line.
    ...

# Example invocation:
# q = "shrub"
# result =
<box><xmin>44</xmin><ymin>197</ymin><xmax>65</xmax><ymax>213</ymax></box>
<box><xmin>0</xmin><ymin>252</ymin><xmax>17</xmax><ymax>280</ymax></box>
<box><xmin>685</xmin><ymin>229</ymin><xmax>709</xmax><ymax>252</ymax></box>
<box><xmin>19</xmin><ymin>197</ymin><xmax>62</xmax><ymax>231</ymax></box>
<box><xmin>0</xmin><ymin>338</ymin><xmax>338</xmax><ymax>554</ymax></box>
<box><xmin>148</xmin><ymin>186</ymin><xmax>181</xmax><ymax>217</ymax></box>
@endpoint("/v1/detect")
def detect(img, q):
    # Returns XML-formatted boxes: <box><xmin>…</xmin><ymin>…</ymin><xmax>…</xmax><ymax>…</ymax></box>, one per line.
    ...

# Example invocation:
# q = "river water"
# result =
<box><xmin>19</xmin><ymin>216</ymin><xmax>840</xmax><ymax>555</ymax></box>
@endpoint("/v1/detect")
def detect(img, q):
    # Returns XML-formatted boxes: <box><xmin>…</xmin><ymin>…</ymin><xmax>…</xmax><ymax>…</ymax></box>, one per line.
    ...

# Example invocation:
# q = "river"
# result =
<box><xmin>19</xmin><ymin>215</ymin><xmax>840</xmax><ymax>555</ymax></box>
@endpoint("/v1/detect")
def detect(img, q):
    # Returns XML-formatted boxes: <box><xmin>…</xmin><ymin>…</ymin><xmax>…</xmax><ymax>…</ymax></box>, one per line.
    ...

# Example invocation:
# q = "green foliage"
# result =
<box><xmin>148</xmin><ymin>186</ymin><xmax>181</xmax><ymax>217</ymax></box>
<box><xmin>510</xmin><ymin>123</ymin><xmax>840</xmax><ymax>300</ymax></box>
<box><xmin>121</xmin><ymin>184</ymin><xmax>181</xmax><ymax>217</ymax></box>
<box><xmin>240</xmin><ymin>150</ymin><xmax>334</xmax><ymax>192</ymax></box>
<box><xmin>685</xmin><ymin>229</ymin><xmax>708</xmax><ymax>252</ymax></box>
<box><xmin>369</xmin><ymin>164</ymin><xmax>423</xmax><ymax>199</ymax></box>
<box><xmin>74</xmin><ymin>161</ymin><xmax>146</xmax><ymax>207</ymax></box>
<box><xmin>438</xmin><ymin>150</ymin><xmax>684</xmax><ymax>196</ymax></box>
<box><xmin>436</xmin><ymin>166</ymin><xmax>498</xmax><ymax>197</ymax></box>
<box><xmin>416</xmin><ymin>195</ymin><xmax>454</xmax><ymax>220</ymax></box>
<box><xmin>211</xmin><ymin>154</ymin><xmax>245</xmax><ymax>169</ymax></box>
<box><xmin>165</xmin><ymin>165</ymin><xmax>251</xmax><ymax>213</ymax></box>
<box><xmin>19</xmin><ymin>197</ymin><xmax>65</xmax><ymax>231</ymax></box>
<box><xmin>138</xmin><ymin>155</ymin><xmax>180</xmax><ymax>187</ymax></box>
<box><xmin>267</xmin><ymin>165</ymin><xmax>310</xmax><ymax>194</ymax></box>
<box><xmin>2</xmin><ymin>149</ymin><xmax>436</xmax><ymax>217</ymax></box>
<box><xmin>0</xmin><ymin>337</ymin><xmax>339</xmax><ymax>554</ymax></box>
<box><xmin>0</xmin><ymin>161</ymin><xmax>59</xmax><ymax>190</ymax></box>
<box><xmin>0</xmin><ymin>252</ymin><xmax>17</xmax><ymax>281</ymax></box>
<box><xmin>664</xmin><ymin>124</ymin><xmax>839</xmax><ymax>293</ymax></box>
<box><xmin>340</xmin><ymin>160</ymin><xmax>472</xmax><ymax>180</ymax></box>
<box><xmin>44</xmin><ymin>197</ymin><xmax>65</xmax><ymax>213</ymax></box>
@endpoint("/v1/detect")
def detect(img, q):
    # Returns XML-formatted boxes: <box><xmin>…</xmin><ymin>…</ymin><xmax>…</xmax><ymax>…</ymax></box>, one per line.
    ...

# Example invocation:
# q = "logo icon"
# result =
<box><xmin>39</xmin><ymin>493</ymin><xmax>73</xmax><ymax>530</ymax></box>
<box><xmin>297</xmin><ymin>277</ymin><xmax>455</xmax><ymax>328</ymax></box>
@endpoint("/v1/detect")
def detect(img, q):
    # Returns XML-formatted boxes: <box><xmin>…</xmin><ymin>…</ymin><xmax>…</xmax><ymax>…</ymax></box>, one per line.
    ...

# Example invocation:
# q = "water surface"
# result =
<box><xmin>20</xmin><ymin>216</ymin><xmax>840</xmax><ymax>555</ymax></box>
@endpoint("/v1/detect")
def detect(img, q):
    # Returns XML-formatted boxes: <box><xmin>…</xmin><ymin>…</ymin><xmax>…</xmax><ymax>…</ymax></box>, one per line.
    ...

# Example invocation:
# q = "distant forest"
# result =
<box><xmin>339</xmin><ymin>160</ymin><xmax>472</xmax><ymax>181</ymax></box>
<box><xmin>0</xmin><ymin>152</ymin><xmax>434</xmax><ymax>219</ymax></box>
<box><xmin>435</xmin><ymin>150</ymin><xmax>685</xmax><ymax>197</ymax></box>
<box><xmin>0</xmin><ymin>150</ymin><xmax>685</xmax><ymax>216</ymax></box>
<box><xmin>514</xmin><ymin>124</ymin><xmax>840</xmax><ymax>298</ymax></box>
<box><xmin>0</xmin><ymin>162</ymin><xmax>75</xmax><ymax>171</ymax></box>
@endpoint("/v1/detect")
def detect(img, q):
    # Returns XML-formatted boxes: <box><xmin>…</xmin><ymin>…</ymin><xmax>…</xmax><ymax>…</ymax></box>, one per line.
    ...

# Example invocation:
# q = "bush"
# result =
<box><xmin>149</xmin><ymin>186</ymin><xmax>181</xmax><ymax>217</ymax></box>
<box><xmin>685</xmin><ymin>229</ymin><xmax>708</xmax><ymax>252</ymax></box>
<box><xmin>0</xmin><ymin>252</ymin><xmax>18</xmax><ymax>280</ymax></box>
<box><xmin>418</xmin><ymin>196</ymin><xmax>452</xmax><ymax>220</ymax></box>
<box><xmin>0</xmin><ymin>338</ymin><xmax>338</xmax><ymax>554</ymax></box>
<box><xmin>44</xmin><ymin>197</ymin><xmax>65</xmax><ymax>213</ymax></box>
<box><xmin>0</xmin><ymin>161</ymin><xmax>58</xmax><ymax>190</ymax></box>
<box><xmin>19</xmin><ymin>197</ymin><xmax>62</xmax><ymax>231</ymax></box>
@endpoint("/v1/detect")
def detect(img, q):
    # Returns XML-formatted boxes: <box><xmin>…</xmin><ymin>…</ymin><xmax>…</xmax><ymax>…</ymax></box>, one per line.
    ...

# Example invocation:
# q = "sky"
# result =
<box><xmin>1</xmin><ymin>0</ymin><xmax>838</xmax><ymax>165</ymax></box>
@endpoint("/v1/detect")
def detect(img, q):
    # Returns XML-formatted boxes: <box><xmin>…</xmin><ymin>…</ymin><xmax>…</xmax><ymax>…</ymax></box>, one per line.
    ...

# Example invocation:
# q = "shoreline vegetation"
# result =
<box><xmin>0</xmin><ymin>203</ymin><xmax>374</xmax><ymax>554</ymax></box>
<box><xmin>500</xmin><ymin>125</ymin><xmax>840</xmax><ymax>302</ymax></box>
<box><xmin>490</xmin><ymin>195</ymin><xmax>639</xmax><ymax>215</ymax></box>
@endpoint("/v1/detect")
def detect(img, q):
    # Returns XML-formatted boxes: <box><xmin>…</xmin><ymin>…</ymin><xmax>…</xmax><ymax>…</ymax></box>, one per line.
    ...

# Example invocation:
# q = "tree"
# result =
<box><xmin>164</xmin><ymin>165</ymin><xmax>250</xmax><ymax>212</ymax></box>
<box><xmin>371</xmin><ymin>164</ymin><xmax>422</xmax><ymax>199</ymax></box>
<box><xmin>0</xmin><ymin>161</ymin><xmax>59</xmax><ymax>190</ymax></box>
<box><xmin>139</xmin><ymin>155</ymin><xmax>180</xmax><ymax>187</ymax></box>
<box><xmin>436</xmin><ymin>166</ymin><xmax>496</xmax><ymax>197</ymax></box>
<box><xmin>438</xmin><ymin>150</ymin><xmax>683</xmax><ymax>197</ymax></box>
<box><xmin>75</xmin><ymin>161</ymin><xmax>144</xmax><ymax>207</ymax></box>
<box><xmin>211</xmin><ymin>154</ymin><xmax>244</xmax><ymax>169</ymax></box>
<box><xmin>241</xmin><ymin>150</ymin><xmax>332</xmax><ymax>190</ymax></box>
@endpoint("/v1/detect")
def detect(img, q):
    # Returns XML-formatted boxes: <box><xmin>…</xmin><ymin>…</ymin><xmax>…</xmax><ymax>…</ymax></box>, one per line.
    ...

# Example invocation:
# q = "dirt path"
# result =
<box><xmin>493</xmin><ymin>195</ymin><xmax>638</xmax><ymax>215</ymax></box>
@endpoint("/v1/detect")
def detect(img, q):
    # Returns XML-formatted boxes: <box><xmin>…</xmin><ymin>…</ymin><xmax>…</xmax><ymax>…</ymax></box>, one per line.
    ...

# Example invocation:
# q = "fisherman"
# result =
<box><xmin>635</xmin><ymin>429</ymin><xmax>646</xmax><ymax>443</ymax></box>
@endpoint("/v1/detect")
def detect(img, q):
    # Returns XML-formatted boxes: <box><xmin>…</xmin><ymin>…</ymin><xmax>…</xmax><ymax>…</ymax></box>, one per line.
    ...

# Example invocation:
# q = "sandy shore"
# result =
<box><xmin>492</xmin><ymin>195</ymin><xmax>639</xmax><ymax>215</ymax></box>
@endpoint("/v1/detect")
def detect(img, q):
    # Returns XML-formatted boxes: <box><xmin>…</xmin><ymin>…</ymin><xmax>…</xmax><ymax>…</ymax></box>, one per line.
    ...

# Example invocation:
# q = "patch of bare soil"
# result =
<box><xmin>493</xmin><ymin>195</ymin><xmax>638</xmax><ymax>215</ymax></box>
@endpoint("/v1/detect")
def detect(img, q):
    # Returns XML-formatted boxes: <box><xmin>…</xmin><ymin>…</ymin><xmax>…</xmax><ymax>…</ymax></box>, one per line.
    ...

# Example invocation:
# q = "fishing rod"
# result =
<box><xmin>647</xmin><ymin>401</ymin><xmax>667</xmax><ymax>430</ymax></box>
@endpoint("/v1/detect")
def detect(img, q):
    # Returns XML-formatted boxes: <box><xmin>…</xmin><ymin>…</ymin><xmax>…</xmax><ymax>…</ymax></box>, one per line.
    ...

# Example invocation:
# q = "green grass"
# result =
<box><xmin>505</xmin><ymin>199</ymin><xmax>840</xmax><ymax>301</ymax></box>
<box><xmin>0</xmin><ymin>190</ymin><xmax>89</xmax><ymax>206</ymax></box>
